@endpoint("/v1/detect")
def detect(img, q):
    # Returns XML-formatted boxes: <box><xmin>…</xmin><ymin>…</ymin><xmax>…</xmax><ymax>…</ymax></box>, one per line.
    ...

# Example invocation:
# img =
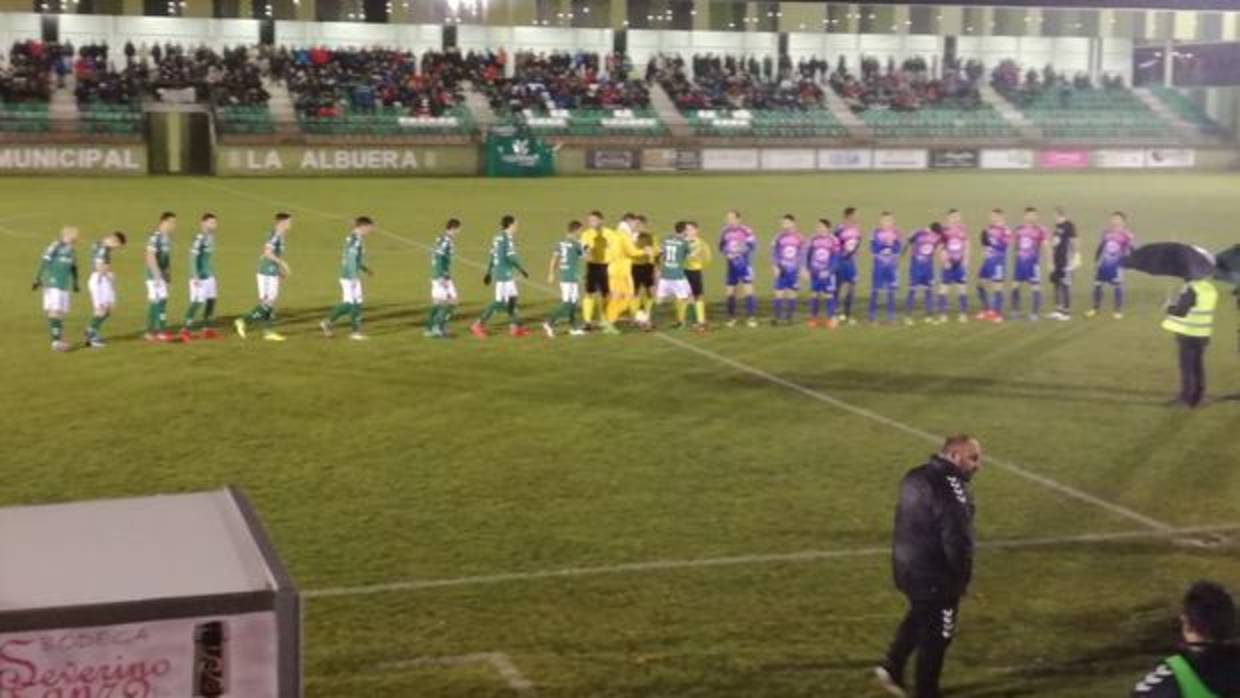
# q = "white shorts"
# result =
<box><xmin>42</xmin><ymin>288</ymin><xmax>70</xmax><ymax>314</ymax></box>
<box><xmin>340</xmin><ymin>278</ymin><xmax>363</xmax><ymax>304</ymax></box>
<box><xmin>656</xmin><ymin>278</ymin><xmax>692</xmax><ymax>301</ymax></box>
<box><xmin>494</xmin><ymin>280</ymin><xmax>518</xmax><ymax>302</ymax></box>
<box><xmin>89</xmin><ymin>272</ymin><xmax>115</xmax><ymax>309</ymax></box>
<box><xmin>189</xmin><ymin>276</ymin><xmax>218</xmax><ymax>302</ymax></box>
<box><xmin>145</xmin><ymin>279</ymin><xmax>168</xmax><ymax>302</ymax></box>
<box><xmin>257</xmin><ymin>274</ymin><xmax>280</xmax><ymax>303</ymax></box>
<box><xmin>559</xmin><ymin>282</ymin><xmax>579</xmax><ymax>304</ymax></box>
<box><xmin>431</xmin><ymin>278</ymin><xmax>457</xmax><ymax>303</ymax></box>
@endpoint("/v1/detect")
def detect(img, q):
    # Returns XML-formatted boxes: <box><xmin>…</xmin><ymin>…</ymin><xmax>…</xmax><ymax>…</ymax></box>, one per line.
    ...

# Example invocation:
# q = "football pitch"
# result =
<box><xmin>3</xmin><ymin>171</ymin><xmax>1239</xmax><ymax>697</ymax></box>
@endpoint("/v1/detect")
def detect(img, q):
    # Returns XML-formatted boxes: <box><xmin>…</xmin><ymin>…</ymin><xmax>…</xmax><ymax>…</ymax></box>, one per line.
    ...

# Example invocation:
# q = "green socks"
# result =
<box><xmin>48</xmin><ymin>318</ymin><xmax>63</xmax><ymax>341</ymax></box>
<box><xmin>184</xmin><ymin>301</ymin><xmax>202</xmax><ymax>331</ymax></box>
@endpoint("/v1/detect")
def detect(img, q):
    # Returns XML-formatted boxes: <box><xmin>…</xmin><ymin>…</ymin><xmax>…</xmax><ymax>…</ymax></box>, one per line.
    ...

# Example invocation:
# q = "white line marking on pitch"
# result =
<box><xmin>377</xmin><ymin>652</ymin><xmax>535</xmax><ymax>694</ymax></box>
<box><xmin>656</xmin><ymin>332</ymin><xmax>1174</xmax><ymax>532</ymax></box>
<box><xmin>305</xmin><ymin>523</ymin><xmax>1234</xmax><ymax>600</ymax></box>
<box><xmin>198</xmin><ymin>180</ymin><xmax>1174</xmax><ymax>531</ymax></box>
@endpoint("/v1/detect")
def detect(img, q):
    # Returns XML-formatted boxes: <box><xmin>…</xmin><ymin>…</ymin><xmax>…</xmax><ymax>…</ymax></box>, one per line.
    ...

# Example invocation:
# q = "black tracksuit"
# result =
<box><xmin>884</xmin><ymin>455</ymin><xmax>976</xmax><ymax>698</ymax></box>
<box><xmin>1168</xmin><ymin>286</ymin><xmax>1209</xmax><ymax>407</ymax></box>
<box><xmin>1132</xmin><ymin>644</ymin><xmax>1240</xmax><ymax>697</ymax></box>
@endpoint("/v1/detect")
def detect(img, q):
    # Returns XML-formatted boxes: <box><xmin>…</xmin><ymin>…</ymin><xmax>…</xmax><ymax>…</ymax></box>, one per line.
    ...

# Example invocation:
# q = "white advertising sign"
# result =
<box><xmin>817</xmin><ymin>149</ymin><xmax>873</xmax><ymax>170</ymax></box>
<box><xmin>1144</xmin><ymin>148</ymin><xmax>1196</xmax><ymax>168</ymax></box>
<box><xmin>979</xmin><ymin>149</ymin><xmax>1035</xmax><ymax>170</ymax></box>
<box><xmin>1093</xmin><ymin>149</ymin><xmax>1147</xmax><ymax>169</ymax></box>
<box><xmin>0</xmin><ymin>612</ymin><xmax>279</xmax><ymax>698</ymax></box>
<box><xmin>759</xmin><ymin>149</ymin><xmax>816</xmax><ymax>171</ymax></box>
<box><xmin>701</xmin><ymin>148</ymin><xmax>760</xmax><ymax>171</ymax></box>
<box><xmin>872</xmin><ymin>149</ymin><xmax>929</xmax><ymax>170</ymax></box>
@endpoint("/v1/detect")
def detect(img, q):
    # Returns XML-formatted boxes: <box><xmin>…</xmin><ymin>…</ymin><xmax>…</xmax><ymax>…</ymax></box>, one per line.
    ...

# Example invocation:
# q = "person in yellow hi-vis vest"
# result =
<box><xmin>1129</xmin><ymin>581</ymin><xmax>1239</xmax><ymax>698</ymax></box>
<box><xmin>1162</xmin><ymin>277</ymin><xmax>1217</xmax><ymax>408</ymax></box>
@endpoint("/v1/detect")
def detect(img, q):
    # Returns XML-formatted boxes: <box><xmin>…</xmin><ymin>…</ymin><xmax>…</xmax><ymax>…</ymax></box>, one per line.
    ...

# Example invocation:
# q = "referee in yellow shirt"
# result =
<box><xmin>632</xmin><ymin>214</ymin><xmax>659</xmax><ymax>324</ymax></box>
<box><xmin>579</xmin><ymin>210</ymin><xmax>612</xmax><ymax>329</ymax></box>
<box><xmin>684</xmin><ymin>221</ymin><xmax>713</xmax><ymax>330</ymax></box>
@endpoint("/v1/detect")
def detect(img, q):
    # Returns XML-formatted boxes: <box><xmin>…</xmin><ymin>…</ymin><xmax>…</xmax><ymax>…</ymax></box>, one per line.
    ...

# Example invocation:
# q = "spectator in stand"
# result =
<box><xmin>482</xmin><ymin>51</ymin><xmax>649</xmax><ymax>116</ymax></box>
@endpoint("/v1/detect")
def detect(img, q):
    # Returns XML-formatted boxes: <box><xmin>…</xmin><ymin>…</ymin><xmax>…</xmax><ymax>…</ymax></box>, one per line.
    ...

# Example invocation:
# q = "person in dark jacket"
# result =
<box><xmin>1132</xmin><ymin>581</ymin><xmax>1240</xmax><ymax>697</ymax></box>
<box><xmin>875</xmin><ymin>434</ymin><xmax>981</xmax><ymax>698</ymax></box>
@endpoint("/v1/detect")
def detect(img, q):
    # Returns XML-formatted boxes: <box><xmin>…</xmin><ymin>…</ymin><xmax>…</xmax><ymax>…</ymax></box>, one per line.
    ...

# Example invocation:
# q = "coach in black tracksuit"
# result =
<box><xmin>875</xmin><ymin>435</ymin><xmax>982</xmax><ymax>698</ymax></box>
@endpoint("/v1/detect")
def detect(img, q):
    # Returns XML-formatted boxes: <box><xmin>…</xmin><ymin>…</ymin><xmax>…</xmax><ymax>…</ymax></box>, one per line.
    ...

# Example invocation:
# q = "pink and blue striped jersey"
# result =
<box><xmin>806</xmin><ymin>233</ymin><xmax>839</xmax><ymax>274</ymax></box>
<box><xmin>1013</xmin><ymin>224</ymin><xmax>1047</xmax><ymax>260</ymax></box>
<box><xmin>719</xmin><ymin>224</ymin><xmax>757</xmax><ymax>265</ymax></box>
<box><xmin>772</xmin><ymin>231</ymin><xmax>805</xmax><ymax>271</ymax></box>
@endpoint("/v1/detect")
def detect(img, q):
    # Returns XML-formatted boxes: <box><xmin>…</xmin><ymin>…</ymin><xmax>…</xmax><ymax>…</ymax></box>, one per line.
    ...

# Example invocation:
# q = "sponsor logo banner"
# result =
<box><xmin>979</xmin><ymin>149</ymin><xmax>1034</xmax><ymax>170</ymax></box>
<box><xmin>930</xmin><ymin>149</ymin><xmax>980</xmax><ymax>169</ymax></box>
<box><xmin>701</xmin><ymin>148</ymin><xmax>759</xmax><ymax>171</ymax></box>
<box><xmin>675</xmin><ymin>149</ymin><xmax>702</xmax><ymax>171</ymax></box>
<box><xmin>1144</xmin><ymin>148</ymin><xmax>1196</xmax><ymax>168</ymax></box>
<box><xmin>0</xmin><ymin>145</ymin><xmax>146</xmax><ymax>174</ymax></box>
<box><xmin>640</xmin><ymin>148</ymin><xmax>702</xmax><ymax>171</ymax></box>
<box><xmin>1093</xmin><ymin>149</ymin><xmax>1147</xmax><ymax>169</ymax></box>
<box><xmin>872</xmin><ymin>149</ymin><xmax>929</xmax><ymax>170</ymax></box>
<box><xmin>759</xmin><ymin>148</ymin><xmax>816</xmax><ymax>171</ymax></box>
<box><xmin>817</xmin><ymin>148</ymin><xmax>873</xmax><ymax>170</ymax></box>
<box><xmin>216</xmin><ymin>146</ymin><xmax>478</xmax><ymax>176</ymax></box>
<box><xmin>587</xmin><ymin>149</ymin><xmax>638</xmax><ymax>171</ymax></box>
<box><xmin>1036</xmin><ymin>149</ymin><xmax>1090</xmax><ymax>169</ymax></box>
<box><xmin>0</xmin><ymin>612</ymin><xmax>279</xmax><ymax>698</ymax></box>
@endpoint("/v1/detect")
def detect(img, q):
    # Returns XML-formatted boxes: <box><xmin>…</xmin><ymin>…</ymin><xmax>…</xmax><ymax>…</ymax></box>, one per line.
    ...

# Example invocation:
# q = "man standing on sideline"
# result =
<box><xmin>32</xmin><ymin>225</ymin><xmax>80</xmax><ymax>352</ymax></box>
<box><xmin>875</xmin><ymin>434</ymin><xmax>981</xmax><ymax>698</ymax></box>
<box><xmin>1048</xmin><ymin>207</ymin><xmax>1078</xmax><ymax>320</ymax></box>
<box><xmin>85</xmin><ymin>230</ymin><xmax>125</xmax><ymax>348</ymax></box>
<box><xmin>579</xmin><ymin>210</ymin><xmax>613</xmax><ymax>330</ymax></box>
<box><xmin>1131</xmin><ymin>581</ymin><xmax>1239</xmax><ymax>697</ymax></box>
<box><xmin>1163</xmin><ymin>275</ymin><xmax>1218</xmax><ymax>408</ymax></box>
<box><xmin>1087</xmin><ymin>211</ymin><xmax>1135</xmax><ymax>319</ymax></box>
<box><xmin>471</xmin><ymin>215</ymin><xmax>529</xmax><ymax>338</ymax></box>
<box><xmin>425</xmin><ymin>218</ymin><xmax>461</xmax><ymax>338</ymax></box>
<box><xmin>720</xmin><ymin>210</ymin><xmax>758</xmax><ymax>327</ymax></box>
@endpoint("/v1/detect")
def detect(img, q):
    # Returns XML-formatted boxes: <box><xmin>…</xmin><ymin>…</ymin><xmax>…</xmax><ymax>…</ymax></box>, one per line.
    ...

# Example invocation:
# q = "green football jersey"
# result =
<box><xmin>91</xmin><ymin>240</ymin><xmax>111</xmax><ymax>271</ymax></box>
<box><xmin>340</xmin><ymin>232</ymin><xmax>364</xmax><ymax>280</ymax></box>
<box><xmin>38</xmin><ymin>239</ymin><xmax>76</xmax><ymax>290</ymax></box>
<box><xmin>488</xmin><ymin>232</ymin><xmax>522</xmax><ymax>282</ymax></box>
<box><xmin>431</xmin><ymin>233</ymin><xmax>453</xmax><ymax>280</ymax></box>
<box><xmin>555</xmin><ymin>239</ymin><xmax>583</xmax><ymax>283</ymax></box>
<box><xmin>190</xmin><ymin>231</ymin><xmax>214</xmax><ymax>279</ymax></box>
<box><xmin>257</xmin><ymin>230</ymin><xmax>285</xmax><ymax>276</ymax></box>
<box><xmin>145</xmin><ymin>231</ymin><xmax>171</xmax><ymax>280</ymax></box>
<box><xmin>659</xmin><ymin>235</ymin><xmax>691</xmax><ymax>280</ymax></box>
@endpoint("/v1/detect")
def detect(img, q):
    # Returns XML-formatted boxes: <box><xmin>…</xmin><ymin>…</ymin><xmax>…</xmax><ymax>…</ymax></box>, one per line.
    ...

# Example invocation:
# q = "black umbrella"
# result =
<box><xmin>1120</xmin><ymin>242</ymin><xmax>1216</xmax><ymax>280</ymax></box>
<box><xmin>1215</xmin><ymin>244</ymin><xmax>1240</xmax><ymax>285</ymax></box>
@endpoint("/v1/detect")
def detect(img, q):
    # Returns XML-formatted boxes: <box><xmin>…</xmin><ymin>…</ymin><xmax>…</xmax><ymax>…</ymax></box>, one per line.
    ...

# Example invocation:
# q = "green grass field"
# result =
<box><xmin>3</xmin><ymin>172</ymin><xmax>1238</xmax><ymax>697</ymax></box>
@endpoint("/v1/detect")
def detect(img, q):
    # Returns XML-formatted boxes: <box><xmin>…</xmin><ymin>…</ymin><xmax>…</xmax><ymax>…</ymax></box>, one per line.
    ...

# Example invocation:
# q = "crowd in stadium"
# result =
<box><xmin>653</xmin><ymin>53</ymin><xmax>825</xmax><ymax>111</ymax></box>
<box><xmin>480</xmin><ymin>50</ymin><xmax>650</xmax><ymax>114</ymax></box>
<box><xmin>990</xmin><ymin>58</ymin><xmax>1128</xmax><ymax>106</ymax></box>
<box><xmin>1</xmin><ymin>40</ymin><xmax>53</xmax><ymax>102</ymax></box>
<box><xmin>287</xmin><ymin>46</ymin><xmax>460</xmax><ymax>117</ymax></box>
<box><xmin>831</xmin><ymin>55</ymin><xmax>986</xmax><ymax>111</ymax></box>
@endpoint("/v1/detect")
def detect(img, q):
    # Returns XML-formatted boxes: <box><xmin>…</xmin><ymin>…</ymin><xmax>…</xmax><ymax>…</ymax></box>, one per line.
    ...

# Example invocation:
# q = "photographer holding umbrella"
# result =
<box><xmin>1122</xmin><ymin>243</ymin><xmax>1219</xmax><ymax>408</ymax></box>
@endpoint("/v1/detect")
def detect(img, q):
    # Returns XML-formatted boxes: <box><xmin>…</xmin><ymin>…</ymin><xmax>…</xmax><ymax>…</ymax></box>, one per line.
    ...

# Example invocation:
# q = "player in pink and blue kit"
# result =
<box><xmin>833</xmin><ymin>207</ymin><xmax>863</xmax><ymax>324</ymax></box>
<box><xmin>770</xmin><ymin>214</ymin><xmax>805</xmax><ymax>325</ymax></box>
<box><xmin>904</xmin><ymin>223</ymin><xmax>942</xmax><ymax>325</ymax></box>
<box><xmin>976</xmin><ymin>208</ymin><xmax>1011</xmax><ymax>323</ymax></box>
<box><xmin>1010</xmin><ymin>207</ymin><xmax>1049</xmax><ymax>321</ymax></box>
<box><xmin>806</xmin><ymin>218</ymin><xmax>840</xmax><ymax>328</ymax></box>
<box><xmin>719</xmin><ymin>210</ymin><xmax>759</xmax><ymax>327</ymax></box>
<box><xmin>1088</xmin><ymin>211</ymin><xmax>1136</xmax><ymax>319</ymax></box>
<box><xmin>868</xmin><ymin>212</ymin><xmax>902</xmax><ymax>323</ymax></box>
<box><xmin>937</xmin><ymin>209</ymin><xmax>970</xmax><ymax>323</ymax></box>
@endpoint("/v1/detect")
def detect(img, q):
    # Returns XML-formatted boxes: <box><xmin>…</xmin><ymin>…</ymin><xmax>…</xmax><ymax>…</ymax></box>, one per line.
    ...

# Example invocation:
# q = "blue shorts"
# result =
<box><xmin>1013</xmin><ymin>257</ymin><xmax>1041</xmax><ymax>283</ymax></box>
<box><xmin>909</xmin><ymin>261</ymin><xmax>935</xmax><ymax>288</ymax></box>
<box><xmin>809</xmin><ymin>272</ymin><xmax>836</xmax><ymax>294</ymax></box>
<box><xmin>834</xmin><ymin>258</ymin><xmax>857</xmax><ymax>285</ymax></box>
<box><xmin>979</xmin><ymin>257</ymin><xmax>1005</xmax><ymax>282</ymax></box>
<box><xmin>872</xmin><ymin>265</ymin><xmax>898</xmax><ymax>290</ymax></box>
<box><xmin>940</xmin><ymin>261</ymin><xmax>966</xmax><ymax>285</ymax></box>
<box><xmin>725</xmin><ymin>261</ymin><xmax>753</xmax><ymax>286</ymax></box>
<box><xmin>1095</xmin><ymin>263</ymin><xmax>1123</xmax><ymax>284</ymax></box>
<box><xmin>774</xmin><ymin>267</ymin><xmax>800</xmax><ymax>291</ymax></box>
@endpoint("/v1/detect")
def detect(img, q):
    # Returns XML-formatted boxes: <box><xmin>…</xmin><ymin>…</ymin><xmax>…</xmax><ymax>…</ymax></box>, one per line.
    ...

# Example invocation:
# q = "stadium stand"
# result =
<box><xmin>1146</xmin><ymin>85</ymin><xmax>1228</xmax><ymax>138</ymax></box>
<box><xmin>989</xmin><ymin>59</ymin><xmax>1184</xmax><ymax>143</ymax></box>
<box><xmin>1</xmin><ymin>40</ymin><xmax>53</xmax><ymax>133</ymax></box>
<box><xmin>480</xmin><ymin>51</ymin><xmax>665</xmax><ymax>137</ymax></box>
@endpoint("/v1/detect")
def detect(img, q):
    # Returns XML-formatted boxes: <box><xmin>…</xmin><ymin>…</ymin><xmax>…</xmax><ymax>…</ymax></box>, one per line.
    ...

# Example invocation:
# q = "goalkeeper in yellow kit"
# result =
<box><xmin>604</xmin><ymin>214</ymin><xmax>651</xmax><ymax>334</ymax></box>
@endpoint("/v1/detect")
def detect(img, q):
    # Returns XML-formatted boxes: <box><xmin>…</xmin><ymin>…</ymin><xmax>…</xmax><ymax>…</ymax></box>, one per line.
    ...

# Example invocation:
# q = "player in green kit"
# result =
<box><xmin>653</xmin><ymin>221</ymin><xmax>695</xmax><ymax>329</ymax></box>
<box><xmin>320</xmin><ymin>216</ymin><xmax>375</xmax><ymax>341</ymax></box>
<box><xmin>235</xmin><ymin>212</ymin><xmax>293</xmax><ymax>342</ymax></box>
<box><xmin>180</xmin><ymin>213</ymin><xmax>219</xmax><ymax>342</ymax></box>
<box><xmin>144</xmin><ymin>212</ymin><xmax>176</xmax><ymax>343</ymax></box>
<box><xmin>32</xmin><ymin>225</ymin><xmax>80</xmax><ymax>352</ymax></box>
<box><xmin>470</xmin><ymin>214</ymin><xmax>529</xmax><ymax>339</ymax></box>
<box><xmin>542</xmin><ymin>220</ymin><xmax>587</xmax><ymax>338</ymax></box>
<box><xmin>84</xmin><ymin>230</ymin><xmax>126</xmax><ymax>349</ymax></box>
<box><xmin>425</xmin><ymin>218</ymin><xmax>460</xmax><ymax>338</ymax></box>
